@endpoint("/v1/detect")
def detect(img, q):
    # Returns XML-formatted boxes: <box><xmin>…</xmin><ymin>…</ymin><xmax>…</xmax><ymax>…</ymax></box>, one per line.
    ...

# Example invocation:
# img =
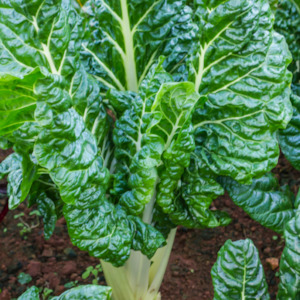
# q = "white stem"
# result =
<box><xmin>101</xmin><ymin>228</ymin><xmax>177</xmax><ymax>300</ymax></box>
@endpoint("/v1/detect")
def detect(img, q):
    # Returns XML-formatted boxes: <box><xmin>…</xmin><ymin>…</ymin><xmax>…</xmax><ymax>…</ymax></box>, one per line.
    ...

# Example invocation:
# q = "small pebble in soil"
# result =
<box><xmin>266</xmin><ymin>257</ymin><xmax>279</xmax><ymax>271</ymax></box>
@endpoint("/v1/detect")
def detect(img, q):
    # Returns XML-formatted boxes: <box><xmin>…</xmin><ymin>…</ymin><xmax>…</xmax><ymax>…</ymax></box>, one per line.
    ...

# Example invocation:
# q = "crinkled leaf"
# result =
<box><xmin>269</xmin><ymin>0</ymin><xmax>278</xmax><ymax>11</ymax></box>
<box><xmin>118</xmin><ymin>80</ymin><xmax>199</xmax><ymax>216</ymax></box>
<box><xmin>190</xmin><ymin>0</ymin><xmax>292</xmax><ymax>184</ymax></box>
<box><xmin>52</xmin><ymin>285</ymin><xmax>112</xmax><ymax>300</ymax></box>
<box><xmin>36</xmin><ymin>192</ymin><xmax>58</xmax><ymax>239</ymax></box>
<box><xmin>220</xmin><ymin>173</ymin><xmax>295</xmax><ymax>234</ymax></box>
<box><xmin>70</xmin><ymin>64</ymin><xmax>111</xmax><ymax>147</ymax></box>
<box><xmin>0</xmin><ymin>152</ymin><xmax>22</xmax><ymax>180</ymax></box>
<box><xmin>20</xmin><ymin>153</ymin><xmax>38</xmax><ymax>202</ymax></box>
<box><xmin>212</xmin><ymin>239</ymin><xmax>270</xmax><ymax>300</ymax></box>
<box><xmin>128</xmin><ymin>215</ymin><xmax>166</xmax><ymax>259</ymax></box>
<box><xmin>28</xmin><ymin>176</ymin><xmax>63</xmax><ymax>239</ymax></box>
<box><xmin>274</xmin><ymin>0</ymin><xmax>300</xmax><ymax>83</ymax></box>
<box><xmin>0</xmin><ymin>154</ymin><xmax>23</xmax><ymax>209</ymax></box>
<box><xmin>19</xmin><ymin>285</ymin><xmax>112</xmax><ymax>300</ymax></box>
<box><xmin>0</xmin><ymin>85</ymin><xmax>37</xmax><ymax>136</ymax></box>
<box><xmin>113</xmin><ymin>60</ymin><xmax>173</xmax><ymax>214</ymax></box>
<box><xmin>17</xmin><ymin>286</ymin><xmax>39</xmax><ymax>300</ymax></box>
<box><xmin>279</xmin><ymin>86</ymin><xmax>300</xmax><ymax>170</ymax></box>
<box><xmin>82</xmin><ymin>0</ymin><xmax>188</xmax><ymax>92</ymax></box>
<box><xmin>34</xmin><ymin>74</ymin><xmax>135</xmax><ymax>266</ymax></box>
<box><xmin>0</xmin><ymin>153</ymin><xmax>36</xmax><ymax>209</ymax></box>
<box><xmin>277</xmin><ymin>212</ymin><xmax>300</xmax><ymax>300</ymax></box>
<box><xmin>157</xmin><ymin>155</ymin><xmax>231</xmax><ymax>228</ymax></box>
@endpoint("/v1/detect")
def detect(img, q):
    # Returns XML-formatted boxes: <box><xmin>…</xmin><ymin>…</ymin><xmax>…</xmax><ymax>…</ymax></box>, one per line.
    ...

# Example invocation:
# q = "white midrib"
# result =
<box><xmin>120</xmin><ymin>0</ymin><xmax>139</xmax><ymax>92</ymax></box>
<box><xmin>31</xmin><ymin>1</ymin><xmax>59</xmax><ymax>75</ymax></box>
<box><xmin>241</xmin><ymin>256</ymin><xmax>247</xmax><ymax>300</ymax></box>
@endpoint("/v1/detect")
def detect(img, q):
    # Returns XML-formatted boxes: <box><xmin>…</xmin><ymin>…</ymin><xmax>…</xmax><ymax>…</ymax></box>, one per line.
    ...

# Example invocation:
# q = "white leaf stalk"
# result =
<box><xmin>101</xmin><ymin>228</ymin><xmax>176</xmax><ymax>300</ymax></box>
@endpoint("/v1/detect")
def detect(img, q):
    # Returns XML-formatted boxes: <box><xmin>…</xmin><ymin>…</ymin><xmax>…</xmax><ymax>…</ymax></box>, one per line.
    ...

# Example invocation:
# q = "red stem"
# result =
<box><xmin>0</xmin><ymin>198</ymin><xmax>8</xmax><ymax>223</ymax></box>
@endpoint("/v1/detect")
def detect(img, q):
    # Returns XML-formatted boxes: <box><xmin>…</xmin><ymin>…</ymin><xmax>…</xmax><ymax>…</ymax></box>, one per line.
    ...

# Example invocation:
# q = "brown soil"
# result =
<box><xmin>0</xmin><ymin>151</ymin><xmax>298</xmax><ymax>300</ymax></box>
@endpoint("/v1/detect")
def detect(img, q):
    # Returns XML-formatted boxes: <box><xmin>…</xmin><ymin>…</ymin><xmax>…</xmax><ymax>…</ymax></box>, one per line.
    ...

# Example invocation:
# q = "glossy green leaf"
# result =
<box><xmin>0</xmin><ymin>152</ymin><xmax>22</xmax><ymax>180</ymax></box>
<box><xmin>220</xmin><ymin>173</ymin><xmax>295</xmax><ymax>234</ymax></box>
<box><xmin>18</xmin><ymin>285</ymin><xmax>112</xmax><ymax>300</ymax></box>
<box><xmin>113</xmin><ymin>60</ymin><xmax>173</xmax><ymax>214</ymax></box>
<box><xmin>0</xmin><ymin>153</ymin><xmax>36</xmax><ymax>209</ymax></box>
<box><xmin>36</xmin><ymin>192</ymin><xmax>58</xmax><ymax>239</ymax></box>
<box><xmin>70</xmin><ymin>64</ymin><xmax>111</xmax><ymax>148</ymax></box>
<box><xmin>0</xmin><ymin>85</ymin><xmax>37</xmax><ymax>136</ymax></box>
<box><xmin>212</xmin><ymin>239</ymin><xmax>270</xmax><ymax>300</ymax></box>
<box><xmin>277</xmin><ymin>212</ymin><xmax>300</xmax><ymax>300</ymax></box>
<box><xmin>52</xmin><ymin>285</ymin><xmax>112</xmax><ymax>300</ymax></box>
<box><xmin>20</xmin><ymin>153</ymin><xmax>38</xmax><ymax>202</ymax></box>
<box><xmin>190</xmin><ymin>1</ymin><xmax>292</xmax><ymax>184</ymax></box>
<box><xmin>118</xmin><ymin>80</ymin><xmax>199</xmax><ymax>216</ymax></box>
<box><xmin>269</xmin><ymin>0</ymin><xmax>278</xmax><ymax>11</ymax></box>
<box><xmin>28</xmin><ymin>176</ymin><xmax>64</xmax><ymax>239</ymax></box>
<box><xmin>274</xmin><ymin>0</ymin><xmax>300</xmax><ymax>83</ymax></box>
<box><xmin>82</xmin><ymin>0</ymin><xmax>187</xmax><ymax>92</ymax></box>
<box><xmin>17</xmin><ymin>286</ymin><xmax>39</xmax><ymax>300</ymax></box>
<box><xmin>279</xmin><ymin>86</ymin><xmax>300</xmax><ymax>170</ymax></box>
<box><xmin>157</xmin><ymin>155</ymin><xmax>231</xmax><ymax>228</ymax></box>
<box><xmin>128</xmin><ymin>215</ymin><xmax>166</xmax><ymax>259</ymax></box>
<box><xmin>34</xmin><ymin>74</ymin><xmax>135</xmax><ymax>265</ymax></box>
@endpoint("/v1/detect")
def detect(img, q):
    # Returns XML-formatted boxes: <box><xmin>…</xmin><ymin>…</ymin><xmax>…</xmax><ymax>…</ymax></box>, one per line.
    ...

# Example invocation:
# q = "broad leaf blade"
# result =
<box><xmin>279</xmin><ymin>86</ymin><xmax>300</xmax><ymax>170</ymax></box>
<box><xmin>82</xmin><ymin>0</ymin><xmax>187</xmax><ymax>92</ymax></box>
<box><xmin>274</xmin><ymin>0</ymin><xmax>300</xmax><ymax>83</ymax></box>
<box><xmin>277</xmin><ymin>212</ymin><xmax>300</xmax><ymax>300</ymax></box>
<box><xmin>212</xmin><ymin>239</ymin><xmax>270</xmax><ymax>300</ymax></box>
<box><xmin>220</xmin><ymin>173</ymin><xmax>295</xmax><ymax>234</ymax></box>
<box><xmin>52</xmin><ymin>285</ymin><xmax>112</xmax><ymax>300</ymax></box>
<box><xmin>17</xmin><ymin>286</ymin><xmax>39</xmax><ymax>300</ymax></box>
<box><xmin>0</xmin><ymin>85</ymin><xmax>37</xmax><ymax>136</ymax></box>
<box><xmin>191</xmin><ymin>0</ymin><xmax>292</xmax><ymax>183</ymax></box>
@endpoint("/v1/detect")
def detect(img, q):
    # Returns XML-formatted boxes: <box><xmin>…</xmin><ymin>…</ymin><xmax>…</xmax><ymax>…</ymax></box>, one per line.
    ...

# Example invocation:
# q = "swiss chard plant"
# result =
<box><xmin>0</xmin><ymin>0</ymin><xmax>298</xmax><ymax>299</ymax></box>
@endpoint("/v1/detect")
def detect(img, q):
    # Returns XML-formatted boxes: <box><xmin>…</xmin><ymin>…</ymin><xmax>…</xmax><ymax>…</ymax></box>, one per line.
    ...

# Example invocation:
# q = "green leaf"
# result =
<box><xmin>0</xmin><ymin>152</ymin><xmax>38</xmax><ymax>210</ymax></box>
<box><xmin>190</xmin><ymin>1</ymin><xmax>292</xmax><ymax>183</ymax></box>
<box><xmin>277</xmin><ymin>212</ymin><xmax>300</xmax><ymax>300</ymax></box>
<box><xmin>157</xmin><ymin>155</ymin><xmax>231</xmax><ymax>228</ymax></box>
<box><xmin>279</xmin><ymin>86</ymin><xmax>300</xmax><ymax>170</ymax></box>
<box><xmin>119</xmin><ymin>80</ymin><xmax>199</xmax><ymax>216</ymax></box>
<box><xmin>70</xmin><ymin>64</ymin><xmax>111</xmax><ymax>148</ymax></box>
<box><xmin>220</xmin><ymin>173</ymin><xmax>295</xmax><ymax>234</ymax></box>
<box><xmin>0</xmin><ymin>153</ymin><xmax>22</xmax><ymax>180</ymax></box>
<box><xmin>0</xmin><ymin>153</ymin><xmax>23</xmax><ymax>209</ymax></box>
<box><xmin>82</xmin><ymin>0</ymin><xmax>187</xmax><ymax>92</ymax></box>
<box><xmin>51</xmin><ymin>285</ymin><xmax>112</xmax><ymax>300</ymax></box>
<box><xmin>113</xmin><ymin>60</ymin><xmax>173</xmax><ymax>214</ymax></box>
<box><xmin>20</xmin><ymin>153</ymin><xmax>38</xmax><ymax>202</ymax></box>
<box><xmin>269</xmin><ymin>0</ymin><xmax>278</xmax><ymax>11</ymax></box>
<box><xmin>34</xmin><ymin>75</ymin><xmax>133</xmax><ymax>266</ymax></box>
<box><xmin>17</xmin><ymin>272</ymin><xmax>32</xmax><ymax>285</ymax></box>
<box><xmin>212</xmin><ymin>239</ymin><xmax>270</xmax><ymax>300</ymax></box>
<box><xmin>128</xmin><ymin>215</ymin><xmax>166</xmax><ymax>259</ymax></box>
<box><xmin>0</xmin><ymin>85</ymin><xmax>37</xmax><ymax>136</ymax></box>
<box><xmin>36</xmin><ymin>192</ymin><xmax>58</xmax><ymax>240</ymax></box>
<box><xmin>274</xmin><ymin>0</ymin><xmax>300</xmax><ymax>83</ymax></box>
<box><xmin>82</xmin><ymin>270</ymin><xmax>91</xmax><ymax>280</ymax></box>
<box><xmin>17</xmin><ymin>286</ymin><xmax>39</xmax><ymax>300</ymax></box>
